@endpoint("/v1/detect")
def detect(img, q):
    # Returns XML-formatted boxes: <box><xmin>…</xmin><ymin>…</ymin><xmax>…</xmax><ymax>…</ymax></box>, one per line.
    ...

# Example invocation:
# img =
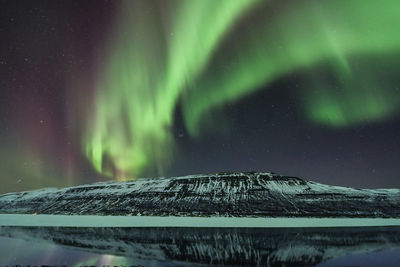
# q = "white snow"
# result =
<box><xmin>0</xmin><ymin>214</ymin><xmax>399</xmax><ymax>227</ymax></box>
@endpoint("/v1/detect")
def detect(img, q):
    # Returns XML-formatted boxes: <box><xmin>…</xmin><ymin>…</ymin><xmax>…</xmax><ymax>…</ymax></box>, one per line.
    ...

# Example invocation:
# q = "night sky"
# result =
<box><xmin>1</xmin><ymin>0</ymin><xmax>400</xmax><ymax>194</ymax></box>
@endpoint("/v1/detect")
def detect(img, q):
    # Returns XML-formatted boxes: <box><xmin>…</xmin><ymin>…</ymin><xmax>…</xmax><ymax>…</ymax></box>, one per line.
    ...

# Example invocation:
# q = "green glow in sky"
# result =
<box><xmin>183</xmin><ymin>0</ymin><xmax>400</xmax><ymax>133</ymax></box>
<box><xmin>84</xmin><ymin>0</ymin><xmax>400</xmax><ymax>178</ymax></box>
<box><xmin>84</xmin><ymin>0</ymin><xmax>260</xmax><ymax>178</ymax></box>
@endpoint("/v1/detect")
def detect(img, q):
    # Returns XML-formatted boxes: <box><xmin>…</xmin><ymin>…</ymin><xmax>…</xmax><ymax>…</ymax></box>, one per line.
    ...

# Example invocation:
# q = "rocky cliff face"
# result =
<box><xmin>0</xmin><ymin>172</ymin><xmax>399</xmax><ymax>217</ymax></box>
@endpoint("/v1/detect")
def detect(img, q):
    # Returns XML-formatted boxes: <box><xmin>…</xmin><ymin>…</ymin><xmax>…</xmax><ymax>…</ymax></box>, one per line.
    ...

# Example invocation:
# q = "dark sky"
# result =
<box><xmin>0</xmin><ymin>0</ymin><xmax>399</xmax><ymax>194</ymax></box>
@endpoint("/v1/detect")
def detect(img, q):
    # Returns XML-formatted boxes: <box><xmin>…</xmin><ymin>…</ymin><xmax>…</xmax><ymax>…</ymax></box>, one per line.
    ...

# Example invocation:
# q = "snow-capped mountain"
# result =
<box><xmin>0</xmin><ymin>172</ymin><xmax>399</xmax><ymax>217</ymax></box>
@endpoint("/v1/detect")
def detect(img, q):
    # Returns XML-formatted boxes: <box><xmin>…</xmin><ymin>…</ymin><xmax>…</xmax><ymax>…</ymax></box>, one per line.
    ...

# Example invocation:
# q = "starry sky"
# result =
<box><xmin>1</xmin><ymin>0</ymin><xmax>400</xmax><ymax>194</ymax></box>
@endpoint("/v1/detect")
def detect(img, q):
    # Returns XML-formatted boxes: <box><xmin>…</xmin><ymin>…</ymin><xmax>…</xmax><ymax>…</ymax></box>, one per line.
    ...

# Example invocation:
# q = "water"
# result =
<box><xmin>1</xmin><ymin>226</ymin><xmax>399</xmax><ymax>266</ymax></box>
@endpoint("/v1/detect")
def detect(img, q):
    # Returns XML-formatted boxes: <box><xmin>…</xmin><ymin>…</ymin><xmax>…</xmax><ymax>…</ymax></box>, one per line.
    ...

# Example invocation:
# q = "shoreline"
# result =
<box><xmin>1</xmin><ymin>214</ymin><xmax>400</xmax><ymax>228</ymax></box>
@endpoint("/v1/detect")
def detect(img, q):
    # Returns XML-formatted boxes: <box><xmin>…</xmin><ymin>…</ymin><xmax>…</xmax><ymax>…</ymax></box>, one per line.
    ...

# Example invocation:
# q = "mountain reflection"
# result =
<box><xmin>1</xmin><ymin>226</ymin><xmax>400</xmax><ymax>266</ymax></box>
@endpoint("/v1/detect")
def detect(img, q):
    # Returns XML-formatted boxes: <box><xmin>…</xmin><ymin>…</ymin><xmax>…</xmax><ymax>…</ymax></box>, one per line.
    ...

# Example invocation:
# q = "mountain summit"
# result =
<box><xmin>1</xmin><ymin>171</ymin><xmax>399</xmax><ymax>218</ymax></box>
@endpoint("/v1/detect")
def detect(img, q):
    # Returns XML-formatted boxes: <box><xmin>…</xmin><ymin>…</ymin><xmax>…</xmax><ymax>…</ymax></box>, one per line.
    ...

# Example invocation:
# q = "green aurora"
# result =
<box><xmin>83</xmin><ymin>0</ymin><xmax>400</xmax><ymax>178</ymax></box>
<box><xmin>183</xmin><ymin>0</ymin><xmax>400</xmax><ymax>132</ymax></box>
<box><xmin>83</xmin><ymin>0</ymin><xmax>261</xmax><ymax>177</ymax></box>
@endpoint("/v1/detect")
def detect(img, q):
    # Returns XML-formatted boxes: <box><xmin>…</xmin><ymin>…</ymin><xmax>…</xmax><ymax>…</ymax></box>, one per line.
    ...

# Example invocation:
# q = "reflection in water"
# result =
<box><xmin>0</xmin><ymin>226</ymin><xmax>400</xmax><ymax>266</ymax></box>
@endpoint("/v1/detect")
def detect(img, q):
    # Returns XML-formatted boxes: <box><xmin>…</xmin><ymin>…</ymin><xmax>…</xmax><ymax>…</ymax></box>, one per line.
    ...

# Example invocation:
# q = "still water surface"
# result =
<box><xmin>0</xmin><ymin>226</ymin><xmax>399</xmax><ymax>266</ymax></box>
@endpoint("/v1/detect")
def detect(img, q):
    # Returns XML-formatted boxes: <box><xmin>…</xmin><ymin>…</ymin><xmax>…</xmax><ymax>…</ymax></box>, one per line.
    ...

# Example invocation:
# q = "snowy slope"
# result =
<box><xmin>0</xmin><ymin>172</ymin><xmax>399</xmax><ymax>217</ymax></box>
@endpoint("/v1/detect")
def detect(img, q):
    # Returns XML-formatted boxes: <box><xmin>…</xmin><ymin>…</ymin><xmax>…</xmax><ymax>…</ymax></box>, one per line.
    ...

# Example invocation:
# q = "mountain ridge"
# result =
<box><xmin>0</xmin><ymin>171</ymin><xmax>399</xmax><ymax>218</ymax></box>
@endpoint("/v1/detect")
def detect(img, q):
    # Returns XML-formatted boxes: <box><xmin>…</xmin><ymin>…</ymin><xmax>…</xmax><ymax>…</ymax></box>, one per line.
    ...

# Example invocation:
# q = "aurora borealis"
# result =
<box><xmin>1</xmin><ymin>0</ymin><xmax>400</xmax><ymax>193</ymax></box>
<box><xmin>82</xmin><ymin>0</ymin><xmax>400</xmax><ymax>179</ymax></box>
<box><xmin>183</xmin><ymin>0</ymin><xmax>400</xmax><ymax>130</ymax></box>
<box><xmin>82</xmin><ymin>0</ymin><xmax>261</xmax><ymax>178</ymax></box>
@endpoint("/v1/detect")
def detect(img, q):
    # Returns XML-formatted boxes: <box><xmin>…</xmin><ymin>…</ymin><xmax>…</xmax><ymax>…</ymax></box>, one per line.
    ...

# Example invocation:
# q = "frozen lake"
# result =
<box><xmin>1</xmin><ymin>214</ymin><xmax>400</xmax><ymax>227</ymax></box>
